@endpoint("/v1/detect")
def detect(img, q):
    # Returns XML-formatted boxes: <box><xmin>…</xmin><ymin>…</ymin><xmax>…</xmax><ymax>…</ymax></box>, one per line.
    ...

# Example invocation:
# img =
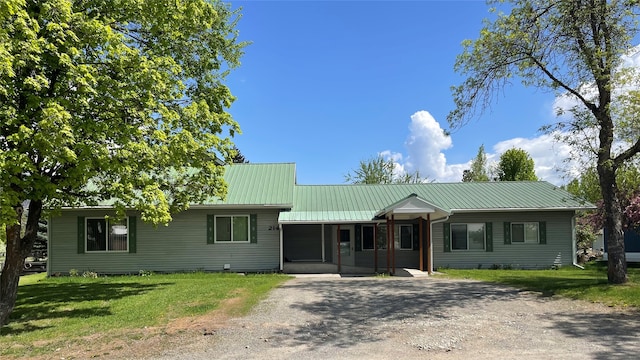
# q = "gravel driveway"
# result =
<box><xmin>152</xmin><ymin>275</ymin><xmax>640</xmax><ymax>360</ymax></box>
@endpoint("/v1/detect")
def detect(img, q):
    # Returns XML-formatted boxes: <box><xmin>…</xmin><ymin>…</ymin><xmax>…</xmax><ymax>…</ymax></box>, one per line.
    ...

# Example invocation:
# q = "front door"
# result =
<box><xmin>338</xmin><ymin>225</ymin><xmax>354</xmax><ymax>267</ymax></box>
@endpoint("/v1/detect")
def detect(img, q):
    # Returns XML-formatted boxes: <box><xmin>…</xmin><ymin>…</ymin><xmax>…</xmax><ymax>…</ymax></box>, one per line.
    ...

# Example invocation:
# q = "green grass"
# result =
<box><xmin>440</xmin><ymin>262</ymin><xmax>640</xmax><ymax>308</ymax></box>
<box><xmin>1</xmin><ymin>272</ymin><xmax>290</xmax><ymax>357</ymax></box>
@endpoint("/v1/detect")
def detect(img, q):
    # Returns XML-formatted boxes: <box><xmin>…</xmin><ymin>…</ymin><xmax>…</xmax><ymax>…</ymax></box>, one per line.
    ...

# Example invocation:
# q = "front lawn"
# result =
<box><xmin>441</xmin><ymin>262</ymin><xmax>640</xmax><ymax>308</ymax></box>
<box><xmin>1</xmin><ymin>272</ymin><xmax>290</xmax><ymax>358</ymax></box>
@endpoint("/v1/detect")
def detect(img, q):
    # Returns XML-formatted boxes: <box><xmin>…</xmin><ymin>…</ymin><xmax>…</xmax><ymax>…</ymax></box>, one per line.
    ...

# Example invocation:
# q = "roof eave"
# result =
<box><xmin>449</xmin><ymin>206</ymin><xmax>594</xmax><ymax>213</ymax></box>
<box><xmin>61</xmin><ymin>203</ymin><xmax>294</xmax><ymax>211</ymax></box>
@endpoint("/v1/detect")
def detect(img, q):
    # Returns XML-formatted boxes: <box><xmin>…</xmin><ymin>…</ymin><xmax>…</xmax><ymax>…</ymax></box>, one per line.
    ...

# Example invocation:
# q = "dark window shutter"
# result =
<box><xmin>77</xmin><ymin>216</ymin><xmax>85</xmax><ymax>254</ymax></box>
<box><xmin>412</xmin><ymin>223</ymin><xmax>419</xmax><ymax>251</ymax></box>
<box><xmin>504</xmin><ymin>222</ymin><xmax>511</xmax><ymax>244</ymax></box>
<box><xmin>128</xmin><ymin>216</ymin><xmax>137</xmax><ymax>253</ymax></box>
<box><xmin>485</xmin><ymin>222</ymin><xmax>493</xmax><ymax>252</ymax></box>
<box><xmin>207</xmin><ymin>215</ymin><xmax>214</xmax><ymax>244</ymax></box>
<box><xmin>539</xmin><ymin>221</ymin><xmax>547</xmax><ymax>244</ymax></box>
<box><xmin>443</xmin><ymin>223</ymin><xmax>451</xmax><ymax>253</ymax></box>
<box><xmin>355</xmin><ymin>224</ymin><xmax>362</xmax><ymax>251</ymax></box>
<box><xmin>250</xmin><ymin>214</ymin><xmax>258</xmax><ymax>243</ymax></box>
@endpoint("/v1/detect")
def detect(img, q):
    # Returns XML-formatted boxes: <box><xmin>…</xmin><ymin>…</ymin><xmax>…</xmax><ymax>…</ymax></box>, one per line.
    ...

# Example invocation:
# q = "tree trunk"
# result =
<box><xmin>0</xmin><ymin>200</ymin><xmax>43</xmax><ymax>327</ymax></box>
<box><xmin>598</xmin><ymin>164</ymin><xmax>627</xmax><ymax>284</ymax></box>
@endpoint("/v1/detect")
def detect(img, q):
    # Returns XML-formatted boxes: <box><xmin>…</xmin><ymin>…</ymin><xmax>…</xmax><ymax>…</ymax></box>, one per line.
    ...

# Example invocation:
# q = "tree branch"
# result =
<box><xmin>614</xmin><ymin>138</ymin><xmax>640</xmax><ymax>167</ymax></box>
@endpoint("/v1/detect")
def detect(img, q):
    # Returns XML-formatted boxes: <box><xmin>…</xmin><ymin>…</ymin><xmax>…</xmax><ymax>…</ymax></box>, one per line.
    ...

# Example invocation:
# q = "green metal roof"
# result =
<box><xmin>278</xmin><ymin>181</ymin><xmax>594</xmax><ymax>223</ymax></box>
<box><xmin>205</xmin><ymin>163</ymin><xmax>295</xmax><ymax>206</ymax></box>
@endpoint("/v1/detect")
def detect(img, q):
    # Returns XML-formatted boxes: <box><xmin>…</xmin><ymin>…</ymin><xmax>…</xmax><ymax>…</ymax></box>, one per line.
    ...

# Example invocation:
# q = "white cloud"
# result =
<box><xmin>382</xmin><ymin>111</ymin><xmax>583</xmax><ymax>185</ymax></box>
<box><xmin>383</xmin><ymin>48</ymin><xmax>640</xmax><ymax>185</ymax></box>
<box><xmin>490</xmin><ymin>133</ymin><xmax>583</xmax><ymax>184</ymax></box>
<box><xmin>402</xmin><ymin>111</ymin><xmax>457</xmax><ymax>180</ymax></box>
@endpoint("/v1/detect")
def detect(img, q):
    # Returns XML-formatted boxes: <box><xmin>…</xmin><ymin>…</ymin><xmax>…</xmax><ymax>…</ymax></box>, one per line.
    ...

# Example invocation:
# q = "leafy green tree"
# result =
<box><xmin>496</xmin><ymin>148</ymin><xmax>538</xmax><ymax>181</ymax></box>
<box><xmin>395</xmin><ymin>170</ymin><xmax>430</xmax><ymax>184</ymax></box>
<box><xmin>0</xmin><ymin>0</ymin><xmax>245</xmax><ymax>326</ymax></box>
<box><xmin>345</xmin><ymin>155</ymin><xmax>427</xmax><ymax>184</ymax></box>
<box><xmin>448</xmin><ymin>0</ymin><xmax>640</xmax><ymax>283</ymax></box>
<box><xmin>462</xmin><ymin>145</ymin><xmax>490</xmax><ymax>182</ymax></box>
<box><xmin>566</xmin><ymin>167</ymin><xmax>601</xmax><ymax>204</ymax></box>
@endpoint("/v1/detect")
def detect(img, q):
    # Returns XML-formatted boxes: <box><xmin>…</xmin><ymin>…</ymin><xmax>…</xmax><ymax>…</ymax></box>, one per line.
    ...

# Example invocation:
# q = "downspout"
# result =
<box><xmin>46</xmin><ymin>215</ymin><xmax>51</xmax><ymax>277</ymax></box>
<box><xmin>572</xmin><ymin>213</ymin><xmax>584</xmax><ymax>269</ymax></box>
<box><xmin>430</xmin><ymin>215</ymin><xmax>450</xmax><ymax>273</ymax></box>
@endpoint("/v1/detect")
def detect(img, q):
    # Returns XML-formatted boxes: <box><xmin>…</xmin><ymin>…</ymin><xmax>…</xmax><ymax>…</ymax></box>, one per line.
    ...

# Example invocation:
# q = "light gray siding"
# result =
<box><xmin>49</xmin><ymin>208</ymin><xmax>281</xmax><ymax>274</ymax></box>
<box><xmin>433</xmin><ymin>211</ymin><xmax>575</xmax><ymax>269</ymax></box>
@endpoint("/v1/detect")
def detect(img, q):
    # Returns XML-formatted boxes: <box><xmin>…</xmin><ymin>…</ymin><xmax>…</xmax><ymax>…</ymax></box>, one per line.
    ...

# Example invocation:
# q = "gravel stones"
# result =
<box><xmin>150</xmin><ymin>276</ymin><xmax>640</xmax><ymax>360</ymax></box>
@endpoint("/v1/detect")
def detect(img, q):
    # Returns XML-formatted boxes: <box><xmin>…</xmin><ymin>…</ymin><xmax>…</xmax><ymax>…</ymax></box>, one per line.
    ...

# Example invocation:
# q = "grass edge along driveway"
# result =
<box><xmin>1</xmin><ymin>272</ymin><xmax>290</xmax><ymax>358</ymax></box>
<box><xmin>441</xmin><ymin>262</ymin><xmax>640</xmax><ymax>308</ymax></box>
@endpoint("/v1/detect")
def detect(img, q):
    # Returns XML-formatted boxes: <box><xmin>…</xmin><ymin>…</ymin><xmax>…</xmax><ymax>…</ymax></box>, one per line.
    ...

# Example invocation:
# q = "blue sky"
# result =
<box><xmin>225</xmin><ymin>1</ymin><xmax>574</xmax><ymax>185</ymax></box>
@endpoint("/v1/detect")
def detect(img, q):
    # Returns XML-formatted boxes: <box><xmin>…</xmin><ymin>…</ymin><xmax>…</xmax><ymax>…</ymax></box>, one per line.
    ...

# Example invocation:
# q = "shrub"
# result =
<box><xmin>82</xmin><ymin>271</ymin><xmax>98</xmax><ymax>278</ymax></box>
<box><xmin>139</xmin><ymin>270</ymin><xmax>154</xmax><ymax>277</ymax></box>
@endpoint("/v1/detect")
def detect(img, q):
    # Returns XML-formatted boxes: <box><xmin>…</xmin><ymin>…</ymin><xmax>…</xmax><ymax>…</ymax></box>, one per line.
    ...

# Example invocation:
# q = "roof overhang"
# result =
<box><xmin>60</xmin><ymin>203</ymin><xmax>293</xmax><ymax>211</ymax></box>
<box><xmin>449</xmin><ymin>206</ymin><xmax>593</xmax><ymax>213</ymax></box>
<box><xmin>375</xmin><ymin>193</ymin><xmax>450</xmax><ymax>220</ymax></box>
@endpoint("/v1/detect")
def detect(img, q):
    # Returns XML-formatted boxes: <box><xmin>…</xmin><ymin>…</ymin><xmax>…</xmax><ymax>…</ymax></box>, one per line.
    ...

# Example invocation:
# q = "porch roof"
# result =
<box><xmin>278</xmin><ymin>181</ymin><xmax>592</xmax><ymax>223</ymax></box>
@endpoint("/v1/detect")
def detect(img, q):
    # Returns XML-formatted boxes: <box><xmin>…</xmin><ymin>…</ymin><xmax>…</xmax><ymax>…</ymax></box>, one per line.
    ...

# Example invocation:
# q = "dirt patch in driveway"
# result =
<box><xmin>150</xmin><ymin>275</ymin><xmax>640</xmax><ymax>360</ymax></box>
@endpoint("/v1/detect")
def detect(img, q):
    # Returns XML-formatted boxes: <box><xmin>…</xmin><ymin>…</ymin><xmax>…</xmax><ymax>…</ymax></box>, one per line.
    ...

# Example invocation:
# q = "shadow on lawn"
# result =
<box><xmin>495</xmin><ymin>274</ymin><xmax>608</xmax><ymax>297</ymax></box>
<box><xmin>0</xmin><ymin>281</ymin><xmax>172</xmax><ymax>335</ymax></box>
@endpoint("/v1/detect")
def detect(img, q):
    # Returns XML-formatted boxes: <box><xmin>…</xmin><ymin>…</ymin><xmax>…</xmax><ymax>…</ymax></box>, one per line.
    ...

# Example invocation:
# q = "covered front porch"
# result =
<box><xmin>279</xmin><ymin>193</ymin><xmax>449</xmax><ymax>275</ymax></box>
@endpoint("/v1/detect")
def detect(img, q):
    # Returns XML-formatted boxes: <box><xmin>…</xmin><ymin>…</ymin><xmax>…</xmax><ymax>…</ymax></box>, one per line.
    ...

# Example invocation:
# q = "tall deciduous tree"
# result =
<box><xmin>0</xmin><ymin>0</ymin><xmax>246</xmax><ymax>326</ymax></box>
<box><xmin>497</xmin><ymin>148</ymin><xmax>538</xmax><ymax>181</ymax></box>
<box><xmin>448</xmin><ymin>0</ymin><xmax>640</xmax><ymax>283</ymax></box>
<box><xmin>345</xmin><ymin>155</ymin><xmax>427</xmax><ymax>184</ymax></box>
<box><xmin>462</xmin><ymin>144</ymin><xmax>490</xmax><ymax>182</ymax></box>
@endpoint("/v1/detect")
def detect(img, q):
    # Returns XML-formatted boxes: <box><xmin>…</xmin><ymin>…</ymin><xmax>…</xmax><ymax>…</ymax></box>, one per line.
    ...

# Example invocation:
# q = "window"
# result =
<box><xmin>397</xmin><ymin>224</ymin><xmax>413</xmax><ymax>250</ymax></box>
<box><xmin>86</xmin><ymin>217</ymin><xmax>129</xmax><ymax>252</ymax></box>
<box><xmin>511</xmin><ymin>222</ymin><xmax>539</xmax><ymax>243</ymax></box>
<box><xmin>215</xmin><ymin>215</ymin><xmax>250</xmax><ymax>243</ymax></box>
<box><xmin>376</xmin><ymin>224</ymin><xmax>387</xmax><ymax>250</ymax></box>
<box><xmin>362</xmin><ymin>225</ymin><xmax>375</xmax><ymax>250</ymax></box>
<box><xmin>450</xmin><ymin>223</ymin><xmax>485</xmax><ymax>251</ymax></box>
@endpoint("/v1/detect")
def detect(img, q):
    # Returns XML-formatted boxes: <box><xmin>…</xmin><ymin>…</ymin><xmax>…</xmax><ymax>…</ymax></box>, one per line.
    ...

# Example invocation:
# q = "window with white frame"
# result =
<box><xmin>511</xmin><ymin>222</ymin><xmax>539</xmax><ymax>243</ymax></box>
<box><xmin>451</xmin><ymin>223</ymin><xmax>485</xmax><ymax>251</ymax></box>
<box><xmin>362</xmin><ymin>225</ymin><xmax>375</xmax><ymax>250</ymax></box>
<box><xmin>86</xmin><ymin>217</ymin><xmax>129</xmax><ymax>252</ymax></box>
<box><xmin>215</xmin><ymin>215</ymin><xmax>250</xmax><ymax>242</ymax></box>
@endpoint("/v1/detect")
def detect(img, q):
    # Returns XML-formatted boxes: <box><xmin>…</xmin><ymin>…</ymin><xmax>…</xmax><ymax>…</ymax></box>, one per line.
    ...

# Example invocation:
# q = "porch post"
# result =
<box><xmin>337</xmin><ymin>224</ymin><xmax>341</xmax><ymax>273</ymax></box>
<box><xmin>419</xmin><ymin>216</ymin><xmax>424</xmax><ymax>272</ymax></box>
<box><xmin>321</xmin><ymin>223</ymin><xmax>325</xmax><ymax>262</ymax></box>
<box><xmin>427</xmin><ymin>214</ymin><xmax>432</xmax><ymax>274</ymax></box>
<box><xmin>391</xmin><ymin>215</ymin><xmax>396</xmax><ymax>275</ymax></box>
<box><xmin>374</xmin><ymin>223</ymin><xmax>378</xmax><ymax>273</ymax></box>
<box><xmin>279</xmin><ymin>224</ymin><xmax>284</xmax><ymax>271</ymax></box>
<box><xmin>386</xmin><ymin>217</ymin><xmax>390</xmax><ymax>274</ymax></box>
